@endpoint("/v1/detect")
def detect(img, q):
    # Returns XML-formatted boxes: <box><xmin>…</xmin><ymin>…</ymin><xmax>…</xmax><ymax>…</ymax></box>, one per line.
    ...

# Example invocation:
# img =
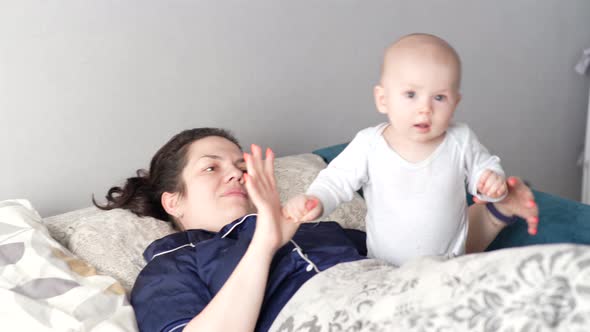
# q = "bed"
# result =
<box><xmin>1</xmin><ymin>147</ymin><xmax>590</xmax><ymax>331</ymax></box>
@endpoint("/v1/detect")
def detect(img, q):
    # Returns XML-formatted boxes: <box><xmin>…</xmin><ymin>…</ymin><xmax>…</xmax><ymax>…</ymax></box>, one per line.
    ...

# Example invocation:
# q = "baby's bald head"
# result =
<box><xmin>380</xmin><ymin>33</ymin><xmax>462</xmax><ymax>89</ymax></box>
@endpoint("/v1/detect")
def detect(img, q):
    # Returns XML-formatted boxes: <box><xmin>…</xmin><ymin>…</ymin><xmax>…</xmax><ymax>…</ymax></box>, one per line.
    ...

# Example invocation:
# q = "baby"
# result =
<box><xmin>285</xmin><ymin>33</ymin><xmax>513</xmax><ymax>265</ymax></box>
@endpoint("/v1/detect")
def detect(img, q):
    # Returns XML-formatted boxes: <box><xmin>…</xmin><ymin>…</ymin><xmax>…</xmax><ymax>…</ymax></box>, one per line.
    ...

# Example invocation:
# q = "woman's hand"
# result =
<box><xmin>283</xmin><ymin>194</ymin><xmax>323</xmax><ymax>223</ymax></box>
<box><xmin>243</xmin><ymin>144</ymin><xmax>299</xmax><ymax>251</ymax></box>
<box><xmin>473</xmin><ymin>176</ymin><xmax>539</xmax><ymax>235</ymax></box>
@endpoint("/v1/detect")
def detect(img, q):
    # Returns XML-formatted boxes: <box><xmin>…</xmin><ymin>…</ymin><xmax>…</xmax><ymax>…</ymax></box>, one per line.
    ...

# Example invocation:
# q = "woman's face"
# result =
<box><xmin>174</xmin><ymin>136</ymin><xmax>255</xmax><ymax>231</ymax></box>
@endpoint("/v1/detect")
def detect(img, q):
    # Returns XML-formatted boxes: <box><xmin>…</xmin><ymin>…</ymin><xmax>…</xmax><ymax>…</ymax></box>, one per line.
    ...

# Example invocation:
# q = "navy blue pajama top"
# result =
<box><xmin>131</xmin><ymin>214</ymin><xmax>367</xmax><ymax>332</ymax></box>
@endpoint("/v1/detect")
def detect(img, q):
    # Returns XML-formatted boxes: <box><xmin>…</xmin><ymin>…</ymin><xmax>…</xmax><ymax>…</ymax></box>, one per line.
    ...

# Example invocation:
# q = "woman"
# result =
<box><xmin>95</xmin><ymin>128</ymin><xmax>538</xmax><ymax>332</ymax></box>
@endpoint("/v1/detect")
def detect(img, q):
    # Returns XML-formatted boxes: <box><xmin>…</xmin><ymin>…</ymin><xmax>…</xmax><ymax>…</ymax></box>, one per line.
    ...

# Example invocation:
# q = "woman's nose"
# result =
<box><xmin>226</xmin><ymin>166</ymin><xmax>244</xmax><ymax>183</ymax></box>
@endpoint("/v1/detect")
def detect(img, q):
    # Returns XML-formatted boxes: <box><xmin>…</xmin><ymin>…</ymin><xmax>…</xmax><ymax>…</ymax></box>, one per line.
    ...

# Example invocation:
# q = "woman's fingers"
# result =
<box><xmin>301</xmin><ymin>199</ymin><xmax>321</xmax><ymax>222</ymax></box>
<box><xmin>506</xmin><ymin>176</ymin><xmax>540</xmax><ymax>235</ymax></box>
<box><xmin>244</xmin><ymin>144</ymin><xmax>280</xmax><ymax>210</ymax></box>
<box><xmin>251</xmin><ymin>144</ymin><xmax>262</xmax><ymax>159</ymax></box>
<box><xmin>266</xmin><ymin>148</ymin><xmax>276</xmax><ymax>188</ymax></box>
<box><xmin>472</xmin><ymin>196</ymin><xmax>485</xmax><ymax>205</ymax></box>
<box><xmin>479</xmin><ymin>176</ymin><xmax>541</xmax><ymax>236</ymax></box>
<box><xmin>243</xmin><ymin>172</ymin><xmax>259</xmax><ymax>204</ymax></box>
<box><xmin>507</xmin><ymin>176</ymin><xmax>517</xmax><ymax>187</ymax></box>
<box><xmin>243</xmin><ymin>151</ymin><xmax>264</xmax><ymax>204</ymax></box>
<box><xmin>305</xmin><ymin>198</ymin><xmax>318</xmax><ymax>211</ymax></box>
<box><xmin>247</xmin><ymin>144</ymin><xmax>262</xmax><ymax>178</ymax></box>
<box><xmin>244</xmin><ymin>152</ymin><xmax>255</xmax><ymax>178</ymax></box>
<box><xmin>283</xmin><ymin>195</ymin><xmax>315</xmax><ymax>223</ymax></box>
<box><xmin>527</xmin><ymin>215</ymin><xmax>539</xmax><ymax>235</ymax></box>
<box><xmin>246</xmin><ymin>144</ymin><xmax>268</xmax><ymax>184</ymax></box>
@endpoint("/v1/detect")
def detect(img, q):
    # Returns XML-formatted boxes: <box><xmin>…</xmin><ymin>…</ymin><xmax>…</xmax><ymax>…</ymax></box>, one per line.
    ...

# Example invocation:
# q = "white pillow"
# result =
<box><xmin>0</xmin><ymin>199</ymin><xmax>137</xmax><ymax>331</ymax></box>
<box><xmin>44</xmin><ymin>153</ymin><xmax>367</xmax><ymax>292</ymax></box>
<box><xmin>44</xmin><ymin>207</ymin><xmax>175</xmax><ymax>291</ymax></box>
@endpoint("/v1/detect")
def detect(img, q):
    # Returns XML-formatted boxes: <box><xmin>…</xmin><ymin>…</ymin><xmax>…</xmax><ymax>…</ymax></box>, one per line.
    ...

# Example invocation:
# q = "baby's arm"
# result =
<box><xmin>461</xmin><ymin>125</ymin><xmax>507</xmax><ymax>202</ymax></box>
<box><xmin>287</xmin><ymin>128</ymin><xmax>373</xmax><ymax>222</ymax></box>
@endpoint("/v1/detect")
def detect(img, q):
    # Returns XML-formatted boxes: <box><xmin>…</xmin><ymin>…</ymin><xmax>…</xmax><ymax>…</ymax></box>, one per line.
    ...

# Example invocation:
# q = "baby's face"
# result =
<box><xmin>376</xmin><ymin>53</ymin><xmax>461</xmax><ymax>145</ymax></box>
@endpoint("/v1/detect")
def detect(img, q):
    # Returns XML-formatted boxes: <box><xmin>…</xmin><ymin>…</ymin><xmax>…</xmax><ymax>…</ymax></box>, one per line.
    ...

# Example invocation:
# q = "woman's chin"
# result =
<box><xmin>225</xmin><ymin>206</ymin><xmax>254</xmax><ymax>222</ymax></box>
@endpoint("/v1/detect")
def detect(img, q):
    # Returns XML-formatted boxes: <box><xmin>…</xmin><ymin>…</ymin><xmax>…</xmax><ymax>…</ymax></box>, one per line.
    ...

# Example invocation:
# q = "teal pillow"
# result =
<box><xmin>313</xmin><ymin>143</ymin><xmax>349</xmax><ymax>165</ymax></box>
<box><xmin>312</xmin><ymin>143</ymin><xmax>590</xmax><ymax>250</ymax></box>
<box><xmin>487</xmin><ymin>190</ymin><xmax>590</xmax><ymax>250</ymax></box>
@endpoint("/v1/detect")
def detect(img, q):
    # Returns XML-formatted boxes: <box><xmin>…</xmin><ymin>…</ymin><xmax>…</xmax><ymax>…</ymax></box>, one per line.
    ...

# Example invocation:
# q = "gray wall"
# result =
<box><xmin>1</xmin><ymin>1</ymin><xmax>590</xmax><ymax>216</ymax></box>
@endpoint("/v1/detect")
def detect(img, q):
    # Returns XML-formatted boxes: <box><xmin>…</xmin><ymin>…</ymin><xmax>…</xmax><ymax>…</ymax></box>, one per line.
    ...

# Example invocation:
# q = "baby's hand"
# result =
<box><xmin>477</xmin><ymin>170</ymin><xmax>507</xmax><ymax>199</ymax></box>
<box><xmin>283</xmin><ymin>194</ymin><xmax>323</xmax><ymax>223</ymax></box>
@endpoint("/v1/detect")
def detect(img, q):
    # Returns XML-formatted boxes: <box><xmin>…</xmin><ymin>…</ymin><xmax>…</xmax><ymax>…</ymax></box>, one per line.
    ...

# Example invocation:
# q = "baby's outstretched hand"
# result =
<box><xmin>283</xmin><ymin>194</ymin><xmax>323</xmax><ymax>223</ymax></box>
<box><xmin>477</xmin><ymin>170</ymin><xmax>507</xmax><ymax>199</ymax></box>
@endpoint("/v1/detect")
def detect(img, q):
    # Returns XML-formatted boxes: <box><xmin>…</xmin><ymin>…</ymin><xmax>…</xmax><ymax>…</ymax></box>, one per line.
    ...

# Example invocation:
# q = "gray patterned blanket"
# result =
<box><xmin>270</xmin><ymin>244</ymin><xmax>590</xmax><ymax>332</ymax></box>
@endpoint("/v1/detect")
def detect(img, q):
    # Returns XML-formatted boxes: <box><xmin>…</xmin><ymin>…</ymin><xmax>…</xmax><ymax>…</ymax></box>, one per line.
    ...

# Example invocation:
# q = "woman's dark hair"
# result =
<box><xmin>93</xmin><ymin>128</ymin><xmax>241</xmax><ymax>223</ymax></box>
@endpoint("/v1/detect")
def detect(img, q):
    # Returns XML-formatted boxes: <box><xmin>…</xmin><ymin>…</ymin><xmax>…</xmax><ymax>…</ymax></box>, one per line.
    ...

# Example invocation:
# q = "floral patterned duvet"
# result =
<box><xmin>270</xmin><ymin>244</ymin><xmax>590</xmax><ymax>332</ymax></box>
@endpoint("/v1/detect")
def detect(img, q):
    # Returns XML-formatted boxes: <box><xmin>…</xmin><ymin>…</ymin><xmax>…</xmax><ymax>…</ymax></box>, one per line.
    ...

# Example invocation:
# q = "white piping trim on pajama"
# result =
<box><xmin>290</xmin><ymin>239</ymin><xmax>320</xmax><ymax>273</ymax></box>
<box><xmin>221</xmin><ymin>213</ymin><xmax>257</xmax><ymax>238</ymax></box>
<box><xmin>168</xmin><ymin>322</ymin><xmax>188</xmax><ymax>332</ymax></box>
<box><xmin>151</xmin><ymin>243</ymin><xmax>195</xmax><ymax>261</ymax></box>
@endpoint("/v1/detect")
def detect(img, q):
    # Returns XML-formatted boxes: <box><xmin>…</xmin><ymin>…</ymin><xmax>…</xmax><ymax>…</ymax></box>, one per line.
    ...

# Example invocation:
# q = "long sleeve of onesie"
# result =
<box><xmin>307</xmin><ymin>128</ymin><xmax>373</xmax><ymax>217</ymax></box>
<box><xmin>457</xmin><ymin>124</ymin><xmax>506</xmax><ymax>202</ymax></box>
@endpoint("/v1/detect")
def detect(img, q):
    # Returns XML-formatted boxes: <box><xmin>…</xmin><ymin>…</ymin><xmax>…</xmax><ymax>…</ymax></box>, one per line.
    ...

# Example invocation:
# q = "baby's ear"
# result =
<box><xmin>374</xmin><ymin>85</ymin><xmax>387</xmax><ymax>114</ymax></box>
<box><xmin>454</xmin><ymin>92</ymin><xmax>462</xmax><ymax>106</ymax></box>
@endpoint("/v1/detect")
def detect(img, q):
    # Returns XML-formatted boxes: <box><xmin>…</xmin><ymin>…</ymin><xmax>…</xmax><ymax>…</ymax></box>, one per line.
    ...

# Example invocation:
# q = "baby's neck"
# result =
<box><xmin>383</xmin><ymin>127</ymin><xmax>446</xmax><ymax>163</ymax></box>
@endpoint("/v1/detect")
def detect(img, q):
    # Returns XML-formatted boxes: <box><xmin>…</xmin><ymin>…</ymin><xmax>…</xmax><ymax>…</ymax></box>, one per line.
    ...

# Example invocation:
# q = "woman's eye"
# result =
<box><xmin>204</xmin><ymin>166</ymin><xmax>215</xmax><ymax>172</ymax></box>
<box><xmin>434</xmin><ymin>95</ymin><xmax>446</xmax><ymax>101</ymax></box>
<box><xmin>405</xmin><ymin>91</ymin><xmax>416</xmax><ymax>98</ymax></box>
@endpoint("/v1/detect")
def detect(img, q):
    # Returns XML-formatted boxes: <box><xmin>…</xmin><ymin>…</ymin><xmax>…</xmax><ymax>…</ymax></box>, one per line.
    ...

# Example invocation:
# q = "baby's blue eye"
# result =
<box><xmin>434</xmin><ymin>95</ymin><xmax>446</xmax><ymax>101</ymax></box>
<box><xmin>405</xmin><ymin>91</ymin><xmax>416</xmax><ymax>98</ymax></box>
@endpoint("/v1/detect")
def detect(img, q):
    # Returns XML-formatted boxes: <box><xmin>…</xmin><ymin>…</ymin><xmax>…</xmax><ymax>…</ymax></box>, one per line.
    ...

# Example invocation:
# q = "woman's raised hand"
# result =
<box><xmin>243</xmin><ymin>144</ymin><xmax>299</xmax><ymax>251</ymax></box>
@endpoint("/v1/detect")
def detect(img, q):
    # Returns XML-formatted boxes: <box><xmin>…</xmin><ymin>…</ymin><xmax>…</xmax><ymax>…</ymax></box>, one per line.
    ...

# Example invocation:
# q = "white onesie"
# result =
<box><xmin>307</xmin><ymin>122</ymin><xmax>505</xmax><ymax>266</ymax></box>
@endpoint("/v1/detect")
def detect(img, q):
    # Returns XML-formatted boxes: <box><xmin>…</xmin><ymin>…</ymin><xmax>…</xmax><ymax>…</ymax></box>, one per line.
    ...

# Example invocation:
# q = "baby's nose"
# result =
<box><xmin>419</xmin><ymin>103</ymin><xmax>433</xmax><ymax>113</ymax></box>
